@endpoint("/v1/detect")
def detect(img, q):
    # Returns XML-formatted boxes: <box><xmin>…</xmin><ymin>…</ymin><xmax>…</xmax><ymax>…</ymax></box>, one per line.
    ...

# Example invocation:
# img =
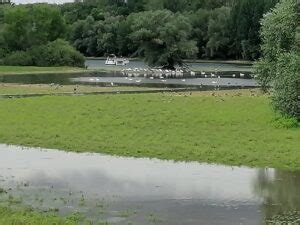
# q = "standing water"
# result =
<box><xmin>0</xmin><ymin>144</ymin><xmax>299</xmax><ymax>224</ymax></box>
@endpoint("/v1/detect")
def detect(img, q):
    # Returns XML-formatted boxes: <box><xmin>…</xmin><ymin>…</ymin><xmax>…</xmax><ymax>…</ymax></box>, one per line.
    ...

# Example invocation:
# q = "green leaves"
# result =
<box><xmin>2</xmin><ymin>4</ymin><xmax>66</xmax><ymax>52</ymax></box>
<box><xmin>255</xmin><ymin>0</ymin><xmax>299</xmax><ymax>120</ymax></box>
<box><xmin>129</xmin><ymin>10</ymin><xmax>197</xmax><ymax>68</ymax></box>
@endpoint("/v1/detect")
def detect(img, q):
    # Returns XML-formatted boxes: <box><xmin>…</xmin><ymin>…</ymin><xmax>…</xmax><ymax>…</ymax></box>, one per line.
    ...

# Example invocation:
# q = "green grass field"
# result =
<box><xmin>0</xmin><ymin>66</ymin><xmax>89</xmax><ymax>75</ymax></box>
<box><xmin>0</xmin><ymin>90</ymin><xmax>299</xmax><ymax>170</ymax></box>
<box><xmin>0</xmin><ymin>84</ymin><xmax>159</xmax><ymax>95</ymax></box>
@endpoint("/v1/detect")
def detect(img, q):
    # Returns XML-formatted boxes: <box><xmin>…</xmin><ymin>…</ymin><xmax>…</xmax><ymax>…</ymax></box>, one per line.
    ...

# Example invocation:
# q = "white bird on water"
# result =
<box><xmin>240</xmin><ymin>73</ymin><xmax>245</xmax><ymax>78</ymax></box>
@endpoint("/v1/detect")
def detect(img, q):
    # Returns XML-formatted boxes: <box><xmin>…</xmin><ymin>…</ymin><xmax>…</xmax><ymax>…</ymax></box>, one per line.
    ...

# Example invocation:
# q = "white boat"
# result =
<box><xmin>105</xmin><ymin>54</ymin><xmax>129</xmax><ymax>66</ymax></box>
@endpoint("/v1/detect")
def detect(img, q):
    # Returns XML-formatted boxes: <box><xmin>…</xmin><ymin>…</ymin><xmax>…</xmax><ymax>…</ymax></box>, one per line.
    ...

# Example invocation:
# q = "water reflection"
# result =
<box><xmin>0</xmin><ymin>144</ymin><xmax>298</xmax><ymax>224</ymax></box>
<box><xmin>85</xmin><ymin>59</ymin><xmax>253</xmax><ymax>72</ymax></box>
<box><xmin>254</xmin><ymin>169</ymin><xmax>300</xmax><ymax>221</ymax></box>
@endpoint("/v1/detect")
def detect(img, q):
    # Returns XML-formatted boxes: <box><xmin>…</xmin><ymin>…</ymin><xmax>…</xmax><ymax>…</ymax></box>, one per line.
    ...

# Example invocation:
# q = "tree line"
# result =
<box><xmin>0</xmin><ymin>0</ymin><xmax>279</xmax><ymax>68</ymax></box>
<box><xmin>63</xmin><ymin>0</ymin><xmax>278</xmax><ymax>63</ymax></box>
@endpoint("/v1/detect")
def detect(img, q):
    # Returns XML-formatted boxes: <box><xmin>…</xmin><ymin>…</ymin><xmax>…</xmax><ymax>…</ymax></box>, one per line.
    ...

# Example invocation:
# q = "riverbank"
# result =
<box><xmin>86</xmin><ymin>57</ymin><xmax>254</xmax><ymax>65</ymax></box>
<box><xmin>0</xmin><ymin>83</ymin><xmax>162</xmax><ymax>95</ymax></box>
<box><xmin>0</xmin><ymin>66</ymin><xmax>91</xmax><ymax>75</ymax></box>
<box><xmin>0</xmin><ymin>59</ymin><xmax>253</xmax><ymax>75</ymax></box>
<box><xmin>0</xmin><ymin>89</ymin><xmax>299</xmax><ymax>170</ymax></box>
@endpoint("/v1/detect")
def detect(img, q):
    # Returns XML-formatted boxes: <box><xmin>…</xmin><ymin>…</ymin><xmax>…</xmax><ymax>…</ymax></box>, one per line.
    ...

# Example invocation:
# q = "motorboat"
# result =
<box><xmin>105</xmin><ymin>54</ymin><xmax>129</xmax><ymax>66</ymax></box>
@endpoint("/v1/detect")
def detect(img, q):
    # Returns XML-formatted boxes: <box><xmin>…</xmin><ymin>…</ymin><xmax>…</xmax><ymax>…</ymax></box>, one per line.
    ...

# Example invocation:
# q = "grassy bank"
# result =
<box><xmin>0</xmin><ymin>207</ymin><xmax>86</xmax><ymax>225</ymax></box>
<box><xmin>0</xmin><ymin>66</ymin><xmax>90</xmax><ymax>75</ymax></box>
<box><xmin>0</xmin><ymin>84</ymin><xmax>159</xmax><ymax>95</ymax></box>
<box><xmin>0</xmin><ymin>89</ymin><xmax>299</xmax><ymax>170</ymax></box>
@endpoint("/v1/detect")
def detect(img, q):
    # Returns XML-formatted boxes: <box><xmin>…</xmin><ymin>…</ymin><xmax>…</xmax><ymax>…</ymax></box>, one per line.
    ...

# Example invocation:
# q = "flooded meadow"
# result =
<box><xmin>0</xmin><ymin>145</ymin><xmax>299</xmax><ymax>224</ymax></box>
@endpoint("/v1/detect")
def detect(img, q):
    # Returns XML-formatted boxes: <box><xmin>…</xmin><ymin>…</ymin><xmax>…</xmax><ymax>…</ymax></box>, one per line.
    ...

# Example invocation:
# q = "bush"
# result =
<box><xmin>272</xmin><ymin>52</ymin><xmax>300</xmax><ymax>120</ymax></box>
<box><xmin>273</xmin><ymin>115</ymin><xmax>299</xmax><ymax>128</ymax></box>
<box><xmin>2</xmin><ymin>39</ymin><xmax>85</xmax><ymax>67</ymax></box>
<box><xmin>30</xmin><ymin>39</ymin><xmax>85</xmax><ymax>67</ymax></box>
<box><xmin>2</xmin><ymin>51</ymin><xmax>33</xmax><ymax>66</ymax></box>
<box><xmin>255</xmin><ymin>0</ymin><xmax>299</xmax><ymax>120</ymax></box>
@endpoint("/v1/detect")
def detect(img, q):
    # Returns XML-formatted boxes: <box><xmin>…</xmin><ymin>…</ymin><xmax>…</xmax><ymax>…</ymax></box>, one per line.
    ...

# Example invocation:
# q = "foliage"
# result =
<box><xmin>0</xmin><ymin>207</ymin><xmax>82</xmax><ymax>225</ymax></box>
<box><xmin>0</xmin><ymin>91</ymin><xmax>299</xmax><ymax>170</ymax></box>
<box><xmin>2</xmin><ymin>4</ymin><xmax>66</xmax><ymax>51</ymax></box>
<box><xmin>206</xmin><ymin>7</ymin><xmax>231</xmax><ymax>58</ymax></box>
<box><xmin>3</xmin><ymin>40</ymin><xmax>85</xmax><ymax>67</ymax></box>
<box><xmin>2</xmin><ymin>51</ymin><xmax>33</xmax><ymax>66</ymax></box>
<box><xmin>129</xmin><ymin>10</ymin><xmax>198</xmax><ymax>68</ymax></box>
<box><xmin>255</xmin><ymin>0</ymin><xmax>299</xmax><ymax>120</ymax></box>
<box><xmin>59</xmin><ymin>0</ymin><xmax>278</xmax><ymax>63</ymax></box>
<box><xmin>30</xmin><ymin>39</ymin><xmax>85</xmax><ymax>67</ymax></box>
<box><xmin>0</xmin><ymin>0</ymin><xmax>286</xmax><ymax>66</ymax></box>
<box><xmin>229</xmin><ymin>0</ymin><xmax>278</xmax><ymax>60</ymax></box>
<box><xmin>272</xmin><ymin>53</ymin><xmax>300</xmax><ymax>120</ymax></box>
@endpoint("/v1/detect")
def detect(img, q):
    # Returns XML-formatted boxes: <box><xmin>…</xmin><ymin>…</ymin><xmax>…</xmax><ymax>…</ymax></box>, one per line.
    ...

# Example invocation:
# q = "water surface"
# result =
<box><xmin>85</xmin><ymin>59</ymin><xmax>253</xmax><ymax>72</ymax></box>
<box><xmin>0</xmin><ymin>144</ymin><xmax>299</xmax><ymax>224</ymax></box>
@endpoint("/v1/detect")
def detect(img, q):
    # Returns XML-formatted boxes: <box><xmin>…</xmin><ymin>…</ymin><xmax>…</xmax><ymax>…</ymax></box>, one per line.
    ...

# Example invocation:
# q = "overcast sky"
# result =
<box><xmin>12</xmin><ymin>0</ymin><xmax>74</xmax><ymax>4</ymax></box>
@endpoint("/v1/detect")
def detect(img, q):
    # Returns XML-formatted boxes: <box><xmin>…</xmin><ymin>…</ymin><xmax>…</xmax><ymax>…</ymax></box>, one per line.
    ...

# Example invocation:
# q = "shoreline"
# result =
<box><xmin>86</xmin><ymin>57</ymin><xmax>254</xmax><ymax>65</ymax></box>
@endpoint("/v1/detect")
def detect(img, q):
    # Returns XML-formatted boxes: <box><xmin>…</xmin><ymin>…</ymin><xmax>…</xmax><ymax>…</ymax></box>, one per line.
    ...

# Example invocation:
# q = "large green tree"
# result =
<box><xmin>229</xmin><ymin>0</ymin><xmax>278</xmax><ymax>60</ymax></box>
<box><xmin>129</xmin><ymin>10</ymin><xmax>198</xmax><ymax>69</ymax></box>
<box><xmin>206</xmin><ymin>7</ymin><xmax>231</xmax><ymax>58</ymax></box>
<box><xmin>255</xmin><ymin>0</ymin><xmax>299</xmax><ymax>120</ymax></box>
<box><xmin>2</xmin><ymin>4</ymin><xmax>66</xmax><ymax>52</ymax></box>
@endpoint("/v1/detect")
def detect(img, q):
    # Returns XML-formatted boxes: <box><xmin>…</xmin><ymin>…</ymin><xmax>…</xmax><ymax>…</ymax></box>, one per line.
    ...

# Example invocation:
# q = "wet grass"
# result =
<box><xmin>0</xmin><ymin>66</ymin><xmax>89</xmax><ymax>75</ymax></box>
<box><xmin>0</xmin><ymin>207</ymin><xmax>89</xmax><ymax>225</ymax></box>
<box><xmin>0</xmin><ymin>89</ymin><xmax>299</xmax><ymax>170</ymax></box>
<box><xmin>0</xmin><ymin>84</ymin><xmax>157</xmax><ymax>95</ymax></box>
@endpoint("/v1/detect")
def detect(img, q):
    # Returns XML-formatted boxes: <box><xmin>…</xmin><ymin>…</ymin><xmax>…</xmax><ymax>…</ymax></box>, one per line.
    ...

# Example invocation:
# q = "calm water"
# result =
<box><xmin>85</xmin><ymin>59</ymin><xmax>253</xmax><ymax>72</ymax></box>
<box><xmin>0</xmin><ymin>144</ymin><xmax>299</xmax><ymax>224</ymax></box>
<box><xmin>0</xmin><ymin>60</ymin><xmax>257</xmax><ymax>90</ymax></box>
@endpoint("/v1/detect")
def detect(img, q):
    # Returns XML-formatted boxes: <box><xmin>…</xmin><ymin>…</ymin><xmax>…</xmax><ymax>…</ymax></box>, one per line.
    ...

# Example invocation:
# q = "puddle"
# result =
<box><xmin>0</xmin><ymin>144</ymin><xmax>299</xmax><ymax>224</ymax></box>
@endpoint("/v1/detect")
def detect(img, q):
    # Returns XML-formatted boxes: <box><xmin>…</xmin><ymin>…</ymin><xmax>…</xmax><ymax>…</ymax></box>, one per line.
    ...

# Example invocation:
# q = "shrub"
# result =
<box><xmin>2</xmin><ymin>39</ymin><xmax>85</xmax><ymax>67</ymax></box>
<box><xmin>272</xmin><ymin>52</ymin><xmax>300</xmax><ymax>120</ymax></box>
<box><xmin>255</xmin><ymin>0</ymin><xmax>299</xmax><ymax>120</ymax></box>
<box><xmin>30</xmin><ymin>39</ymin><xmax>85</xmax><ymax>67</ymax></box>
<box><xmin>2</xmin><ymin>51</ymin><xmax>33</xmax><ymax>66</ymax></box>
